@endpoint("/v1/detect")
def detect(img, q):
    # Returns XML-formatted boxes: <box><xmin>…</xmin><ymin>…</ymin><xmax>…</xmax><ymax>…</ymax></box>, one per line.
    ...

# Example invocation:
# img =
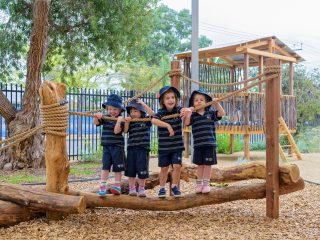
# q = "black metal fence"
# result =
<box><xmin>0</xmin><ymin>83</ymin><xmax>159</xmax><ymax>161</ymax></box>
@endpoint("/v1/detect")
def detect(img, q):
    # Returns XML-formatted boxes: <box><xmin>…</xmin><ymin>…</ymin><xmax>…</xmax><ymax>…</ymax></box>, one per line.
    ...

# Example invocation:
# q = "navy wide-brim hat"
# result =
<box><xmin>102</xmin><ymin>94</ymin><xmax>125</xmax><ymax>111</ymax></box>
<box><xmin>126</xmin><ymin>99</ymin><xmax>147</xmax><ymax>115</ymax></box>
<box><xmin>189</xmin><ymin>90</ymin><xmax>212</xmax><ymax>107</ymax></box>
<box><xmin>159</xmin><ymin>86</ymin><xmax>180</xmax><ymax>101</ymax></box>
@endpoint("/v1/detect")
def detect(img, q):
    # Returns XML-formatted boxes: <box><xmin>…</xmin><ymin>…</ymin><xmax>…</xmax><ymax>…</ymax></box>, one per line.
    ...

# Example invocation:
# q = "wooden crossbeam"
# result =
<box><xmin>245</xmin><ymin>48</ymin><xmax>297</xmax><ymax>63</ymax></box>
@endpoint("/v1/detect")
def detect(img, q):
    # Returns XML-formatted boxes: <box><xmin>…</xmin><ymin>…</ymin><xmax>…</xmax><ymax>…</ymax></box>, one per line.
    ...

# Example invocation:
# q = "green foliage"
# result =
<box><xmin>295</xmin><ymin>126</ymin><xmax>320</xmax><ymax>153</ymax></box>
<box><xmin>0</xmin><ymin>0</ymin><xmax>158</xmax><ymax>82</ymax></box>
<box><xmin>216</xmin><ymin>134</ymin><xmax>243</xmax><ymax>154</ymax></box>
<box><xmin>282</xmin><ymin>65</ymin><xmax>320</xmax><ymax>132</ymax></box>
<box><xmin>80</xmin><ymin>138</ymin><xmax>103</xmax><ymax>162</ymax></box>
<box><xmin>141</xmin><ymin>4</ymin><xmax>212</xmax><ymax>65</ymax></box>
<box><xmin>250</xmin><ymin>141</ymin><xmax>266</xmax><ymax>151</ymax></box>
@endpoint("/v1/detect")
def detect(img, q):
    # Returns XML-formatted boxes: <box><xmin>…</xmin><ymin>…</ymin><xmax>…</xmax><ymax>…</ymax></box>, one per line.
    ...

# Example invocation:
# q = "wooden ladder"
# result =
<box><xmin>278</xmin><ymin>117</ymin><xmax>302</xmax><ymax>161</ymax></box>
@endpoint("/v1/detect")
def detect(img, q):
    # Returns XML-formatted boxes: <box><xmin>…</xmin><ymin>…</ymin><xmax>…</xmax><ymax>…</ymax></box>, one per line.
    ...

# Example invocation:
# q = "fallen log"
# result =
<box><xmin>0</xmin><ymin>200</ymin><xmax>43</xmax><ymax>227</ymax></box>
<box><xmin>180</xmin><ymin>162</ymin><xmax>300</xmax><ymax>184</ymax></box>
<box><xmin>67</xmin><ymin>178</ymin><xmax>304</xmax><ymax>211</ymax></box>
<box><xmin>0</xmin><ymin>183</ymin><xmax>86</xmax><ymax>214</ymax></box>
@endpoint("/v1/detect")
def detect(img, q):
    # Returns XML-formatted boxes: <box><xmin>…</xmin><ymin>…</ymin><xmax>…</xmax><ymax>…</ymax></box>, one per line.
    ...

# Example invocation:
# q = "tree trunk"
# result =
<box><xmin>66</xmin><ymin>178</ymin><xmax>304</xmax><ymax>211</ymax></box>
<box><xmin>0</xmin><ymin>0</ymin><xmax>50</xmax><ymax>170</ymax></box>
<box><xmin>0</xmin><ymin>183</ymin><xmax>86</xmax><ymax>214</ymax></box>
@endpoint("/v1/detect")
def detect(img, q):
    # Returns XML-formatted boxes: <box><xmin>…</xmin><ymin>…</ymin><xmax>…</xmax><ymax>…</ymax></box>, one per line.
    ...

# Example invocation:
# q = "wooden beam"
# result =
<box><xmin>219</xmin><ymin>56</ymin><xmax>237</xmax><ymax>65</ymax></box>
<box><xmin>259</xmin><ymin>56</ymin><xmax>264</xmax><ymax>92</ymax></box>
<box><xmin>289</xmin><ymin>62</ymin><xmax>294</xmax><ymax>95</ymax></box>
<box><xmin>275</xmin><ymin>45</ymin><xmax>292</xmax><ymax>57</ymax></box>
<box><xmin>245</xmin><ymin>48</ymin><xmax>297</xmax><ymax>63</ymax></box>
<box><xmin>265</xmin><ymin>59</ymin><xmax>281</xmax><ymax>219</ymax></box>
<box><xmin>236</xmin><ymin>40</ymin><xmax>269</xmax><ymax>52</ymax></box>
<box><xmin>199</xmin><ymin>61</ymin><xmax>231</xmax><ymax>69</ymax></box>
<box><xmin>170</xmin><ymin>60</ymin><xmax>181</xmax><ymax>90</ymax></box>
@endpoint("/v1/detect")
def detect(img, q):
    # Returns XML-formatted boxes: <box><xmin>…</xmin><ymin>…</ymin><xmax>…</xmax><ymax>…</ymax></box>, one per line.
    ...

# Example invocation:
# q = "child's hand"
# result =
<box><xmin>189</xmin><ymin>107</ymin><xmax>195</xmax><ymax>112</ymax></box>
<box><xmin>117</xmin><ymin>116</ymin><xmax>123</xmax><ymax>122</ymax></box>
<box><xmin>167</xmin><ymin>125</ymin><xmax>174</xmax><ymax>137</ymax></box>
<box><xmin>180</xmin><ymin>108</ymin><xmax>192</xmax><ymax>118</ymax></box>
<box><xmin>136</xmin><ymin>98</ymin><xmax>144</xmax><ymax>105</ymax></box>
<box><xmin>124</xmin><ymin>117</ymin><xmax>132</xmax><ymax>122</ymax></box>
<box><xmin>95</xmin><ymin>112</ymin><xmax>103</xmax><ymax>119</ymax></box>
<box><xmin>212</xmin><ymin>98</ymin><xmax>219</xmax><ymax>105</ymax></box>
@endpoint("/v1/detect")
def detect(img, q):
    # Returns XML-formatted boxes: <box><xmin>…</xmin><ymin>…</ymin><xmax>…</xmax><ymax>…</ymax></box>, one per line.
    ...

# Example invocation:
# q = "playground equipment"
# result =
<box><xmin>0</xmin><ymin>57</ymin><xmax>305</xmax><ymax>226</ymax></box>
<box><xmin>175</xmin><ymin>36</ymin><xmax>303</xmax><ymax>159</ymax></box>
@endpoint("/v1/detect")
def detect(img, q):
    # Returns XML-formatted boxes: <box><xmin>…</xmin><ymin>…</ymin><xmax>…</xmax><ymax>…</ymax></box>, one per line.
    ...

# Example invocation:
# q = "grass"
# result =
<box><xmin>0</xmin><ymin>173</ymin><xmax>44</xmax><ymax>184</ymax></box>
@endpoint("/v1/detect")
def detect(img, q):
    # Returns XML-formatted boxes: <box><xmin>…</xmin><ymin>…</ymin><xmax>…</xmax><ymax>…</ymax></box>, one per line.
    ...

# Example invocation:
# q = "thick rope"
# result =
<box><xmin>0</xmin><ymin>100</ymin><xmax>69</xmax><ymax>152</ymax></box>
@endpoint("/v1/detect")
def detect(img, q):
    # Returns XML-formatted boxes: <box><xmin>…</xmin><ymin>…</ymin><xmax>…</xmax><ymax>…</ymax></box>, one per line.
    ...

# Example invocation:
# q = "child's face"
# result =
<box><xmin>107</xmin><ymin>106</ymin><xmax>121</xmax><ymax>117</ymax></box>
<box><xmin>163</xmin><ymin>92</ymin><xmax>177</xmax><ymax>110</ymax></box>
<box><xmin>129</xmin><ymin>108</ymin><xmax>142</xmax><ymax>119</ymax></box>
<box><xmin>193</xmin><ymin>94</ymin><xmax>207</xmax><ymax>110</ymax></box>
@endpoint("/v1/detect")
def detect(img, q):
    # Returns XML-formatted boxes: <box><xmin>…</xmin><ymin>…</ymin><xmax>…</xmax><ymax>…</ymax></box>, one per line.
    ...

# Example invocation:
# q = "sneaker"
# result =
<box><xmin>158</xmin><ymin>188</ymin><xmax>166</xmax><ymax>198</ymax></box>
<box><xmin>195</xmin><ymin>185</ymin><xmax>203</xmax><ymax>194</ymax></box>
<box><xmin>137</xmin><ymin>188</ymin><xmax>146</xmax><ymax>197</ymax></box>
<box><xmin>202</xmin><ymin>185</ymin><xmax>211</xmax><ymax>194</ymax></box>
<box><xmin>110</xmin><ymin>186</ymin><xmax>121</xmax><ymax>195</ymax></box>
<box><xmin>171</xmin><ymin>186</ymin><xmax>182</xmax><ymax>197</ymax></box>
<box><xmin>98</xmin><ymin>184</ymin><xmax>107</xmax><ymax>197</ymax></box>
<box><xmin>129</xmin><ymin>188</ymin><xmax>137</xmax><ymax>196</ymax></box>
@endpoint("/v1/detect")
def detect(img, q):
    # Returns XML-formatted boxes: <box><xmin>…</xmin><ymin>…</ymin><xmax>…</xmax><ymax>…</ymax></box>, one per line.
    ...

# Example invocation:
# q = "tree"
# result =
<box><xmin>0</xmin><ymin>0</ymin><xmax>157</xmax><ymax>170</ymax></box>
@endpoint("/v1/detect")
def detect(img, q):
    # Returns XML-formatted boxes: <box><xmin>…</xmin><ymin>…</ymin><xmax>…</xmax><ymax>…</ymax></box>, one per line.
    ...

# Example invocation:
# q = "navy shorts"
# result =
<box><xmin>193</xmin><ymin>146</ymin><xmax>217</xmax><ymax>165</ymax></box>
<box><xmin>125</xmin><ymin>147</ymin><xmax>149</xmax><ymax>179</ymax></box>
<box><xmin>102</xmin><ymin>145</ymin><xmax>126</xmax><ymax>172</ymax></box>
<box><xmin>158</xmin><ymin>150</ymin><xmax>183</xmax><ymax>167</ymax></box>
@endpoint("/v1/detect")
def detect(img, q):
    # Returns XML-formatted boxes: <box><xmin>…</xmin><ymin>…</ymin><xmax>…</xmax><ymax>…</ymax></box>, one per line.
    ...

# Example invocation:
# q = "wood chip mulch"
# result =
<box><xmin>0</xmin><ymin>180</ymin><xmax>319</xmax><ymax>240</ymax></box>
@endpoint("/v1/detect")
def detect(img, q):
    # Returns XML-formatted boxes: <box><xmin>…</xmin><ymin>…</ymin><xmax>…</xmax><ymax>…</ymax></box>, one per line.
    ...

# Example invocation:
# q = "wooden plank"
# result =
<box><xmin>265</xmin><ymin>58</ymin><xmax>280</xmax><ymax>219</ymax></box>
<box><xmin>170</xmin><ymin>60</ymin><xmax>181</xmax><ymax>90</ymax></box>
<box><xmin>259</xmin><ymin>56</ymin><xmax>264</xmax><ymax>92</ymax></box>
<box><xmin>220</xmin><ymin>56</ymin><xmax>237</xmax><ymax>65</ymax></box>
<box><xmin>245</xmin><ymin>48</ymin><xmax>297</xmax><ymax>63</ymax></box>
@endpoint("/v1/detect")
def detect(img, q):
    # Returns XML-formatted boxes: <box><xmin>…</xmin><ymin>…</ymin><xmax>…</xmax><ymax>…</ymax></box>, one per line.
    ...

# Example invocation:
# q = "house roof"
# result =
<box><xmin>174</xmin><ymin>36</ymin><xmax>304</xmax><ymax>66</ymax></box>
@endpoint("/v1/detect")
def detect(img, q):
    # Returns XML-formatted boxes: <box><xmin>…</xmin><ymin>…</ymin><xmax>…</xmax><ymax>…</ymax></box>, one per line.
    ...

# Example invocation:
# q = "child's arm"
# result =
<box><xmin>151</xmin><ymin>118</ymin><xmax>174</xmax><ymax>136</ymax></box>
<box><xmin>136</xmin><ymin>98</ymin><xmax>154</xmax><ymax>116</ymax></box>
<box><xmin>93</xmin><ymin>112</ymin><xmax>103</xmax><ymax>125</ymax></box>
<box><xmin>123</xmin><ymin>117</ymin><xmax>131</xmax><ymax>133</ymax></box>
<box><xmin>212</xmin><ymin>98</ymin><xmax>225</xmax><ymax>117</ymax></box>
<box><xmin>180</xmin><ymin>107</ymin><xmax>193</xmax><ymax>126</ymax></box>
<box><xmin>114</xmin><ymin>116</ymin><xmax>124</xmax><ymax>134</ymax></box>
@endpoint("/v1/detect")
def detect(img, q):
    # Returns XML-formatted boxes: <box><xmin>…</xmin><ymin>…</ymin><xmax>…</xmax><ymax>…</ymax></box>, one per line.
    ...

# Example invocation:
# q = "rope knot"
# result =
<box><xmin>169</xmin><ymin>69</ymin><xmax>181</xmax><ymax>78</ymax></box>
<box><xmin>264</xmin><ymin>66</ymin><xmax>281</xmax><ymax>74</ymax></box>
<box><xmin>40</xmin><ymin>101</ymin><xmax>69</xmax><ymax>137</ymax></box>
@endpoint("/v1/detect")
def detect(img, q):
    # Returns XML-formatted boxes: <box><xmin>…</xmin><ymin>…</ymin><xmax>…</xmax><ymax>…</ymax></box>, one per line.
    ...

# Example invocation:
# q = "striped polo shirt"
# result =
<box><xmin>153</xmin><ymin>107</ymin><xmax>184</xmax><ymax>152</ymax></box>
<box><xmin>189</xmin><ymin>108</ymin><xmax>222</xmax><ymax>148</ymax></box>
<box><xmin>127</xmin><ymin>118</ymin><xmax>152</xmax><ymax>149</ymax></box>
<box><xmin>97</xmin><ymin>115</ymin><xmax>124</xmax><ymax>147</ymax></box>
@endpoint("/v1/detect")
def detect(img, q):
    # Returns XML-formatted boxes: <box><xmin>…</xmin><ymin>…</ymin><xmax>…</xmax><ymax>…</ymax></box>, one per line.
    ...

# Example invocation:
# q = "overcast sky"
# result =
<box><xmin>162</xmin><ymin>0</ymin><xmax>320</xmax><ymax>70</ymax></box>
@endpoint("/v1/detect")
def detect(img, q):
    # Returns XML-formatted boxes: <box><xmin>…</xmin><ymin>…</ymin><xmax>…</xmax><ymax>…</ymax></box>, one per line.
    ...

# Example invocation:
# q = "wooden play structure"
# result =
<box><xmin>0</xmin><ymin>56</ymin><xmax>305</xmax><ymax>226</ymax></box>
<box><xmin>174</xmin><ymin>36</ymin><xmax>303</xmax><ymax>160</ymax></box>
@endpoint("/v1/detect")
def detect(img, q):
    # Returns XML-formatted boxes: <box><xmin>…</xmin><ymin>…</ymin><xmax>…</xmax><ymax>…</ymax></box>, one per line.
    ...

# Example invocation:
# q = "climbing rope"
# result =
<box><xmin>0</xmin><ymin>66</ymin><xmax>280</xmax><ymax>151</ymax></box>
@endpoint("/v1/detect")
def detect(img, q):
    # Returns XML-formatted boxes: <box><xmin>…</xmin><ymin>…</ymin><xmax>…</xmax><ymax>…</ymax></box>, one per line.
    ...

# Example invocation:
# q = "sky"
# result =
<box><xmin>162</xmin><ymin>0</ymin><xmax>320</xmax><ymax>70</ymax></box>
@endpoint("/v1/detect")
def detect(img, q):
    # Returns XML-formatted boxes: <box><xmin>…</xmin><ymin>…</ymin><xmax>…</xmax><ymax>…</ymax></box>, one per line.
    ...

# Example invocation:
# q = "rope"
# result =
<box><xmin>0</xmin><ymin>100</ymin><xmax>69</xmax><ymax>152</ymax></box>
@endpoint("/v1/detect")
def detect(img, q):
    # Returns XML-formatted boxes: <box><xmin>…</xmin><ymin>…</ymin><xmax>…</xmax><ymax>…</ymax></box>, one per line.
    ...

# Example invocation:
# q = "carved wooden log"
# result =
<box><xmin>0</xmin><ymin>200</ymin><xmax>43</xmax><ymax>227</ymax></box>
<box><xmin>0</xmin><ymin>183</ymin><xmax>86</xmax><ymax>214</ymax></box>
<box><xmin>39</xmin><ymin>80</ymin><xmax>70</xmax><ymax>219</ymax></box>
<box><xmin>67</xmin><ymin>178</ymin><xmax>304</xmax><ymax>211</ymax></box>
<box><xmin>180</xmin><ymin>162</ymin><xmax>300</xmax><ymax>184</ymax></box>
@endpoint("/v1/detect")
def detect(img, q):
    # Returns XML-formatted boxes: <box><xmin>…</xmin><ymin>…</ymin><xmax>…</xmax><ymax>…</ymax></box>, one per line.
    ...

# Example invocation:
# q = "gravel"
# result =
<box><xmin>0</xmin><ymin>180</ymin><xmax>319</xmax><ymax>240</ymax></box>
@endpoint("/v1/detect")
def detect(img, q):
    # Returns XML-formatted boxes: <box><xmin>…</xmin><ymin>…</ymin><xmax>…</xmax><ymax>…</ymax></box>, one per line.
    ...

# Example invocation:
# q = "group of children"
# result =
<box><xmin>93</xmin><ymin>86</ymin><xmax>225</xmax><ymax>198</ymax></box>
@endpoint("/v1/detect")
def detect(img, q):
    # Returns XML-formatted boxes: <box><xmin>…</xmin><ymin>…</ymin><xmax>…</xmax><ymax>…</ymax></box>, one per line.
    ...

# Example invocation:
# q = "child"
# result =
<box><xmin>151</xmin><ymin>86</ymin><xmax>191</xmax><ymax>198</ymax></box>
<box><xmin>185</xmin><ymin>90</ymin><xmax>225</xmax><ymax>193</ymax></box>
<box><xmin>93</xmin><ymin>94</ymin><xmax>126</xmax><ymax>196</ymax></box>
<box><xmin>124</xmin><ymin>99</ymin><xmax>154</xmax><ymax>197</ymax></box>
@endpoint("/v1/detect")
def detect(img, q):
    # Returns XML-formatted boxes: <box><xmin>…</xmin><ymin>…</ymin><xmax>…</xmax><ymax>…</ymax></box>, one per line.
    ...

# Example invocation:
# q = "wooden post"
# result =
<box><xmin>40</xmin><ymin>81</ymin><xmax>70</xmax><ymax>220</ymax></box>
<box><xmin>265</xmin><ymin>59</ymin><xmax>281</xmax><ymax>219</ymax></box>
<box><xmin>259</xmin><ymin>56</ymin><xmax>264</xmax><ymax>92</ymax></box>
<box><xmin>229</xmin><ymin>66</ymin><xmax>235</xmax><ymax>154</ymax></box>
<box><xmin>288</xmin><ymin>63</ymin><xmax>294</xmax><ymax>155</ymax></box>
<box><xmin>243</xmin><ymin>53</ymin><xmax>250</xmax><ymax>160</ymax></box>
